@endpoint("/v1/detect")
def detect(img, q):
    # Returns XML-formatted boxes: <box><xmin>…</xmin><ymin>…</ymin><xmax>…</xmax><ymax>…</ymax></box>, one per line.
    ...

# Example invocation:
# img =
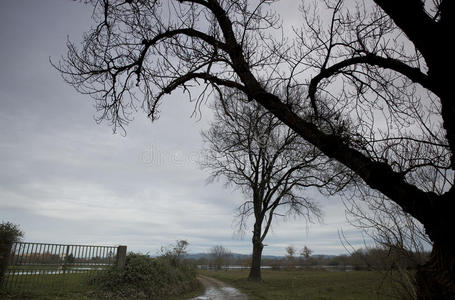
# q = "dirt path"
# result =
<box><xmin>189</xmin><ymin>275</ymin><xmax>248</xmax><ymax>300</ymax></box>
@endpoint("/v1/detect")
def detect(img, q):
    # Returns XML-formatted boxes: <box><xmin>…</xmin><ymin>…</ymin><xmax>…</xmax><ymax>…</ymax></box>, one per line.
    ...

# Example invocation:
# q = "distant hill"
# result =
<box><xmin>183</xmin><ymin>253</ymin><xmax>335</xmax><ymax>260</ymax></box>
<box><xmin>312</xmin><ymin>254</ymin><xmax>336</xmax><ymax>259</ymax></box>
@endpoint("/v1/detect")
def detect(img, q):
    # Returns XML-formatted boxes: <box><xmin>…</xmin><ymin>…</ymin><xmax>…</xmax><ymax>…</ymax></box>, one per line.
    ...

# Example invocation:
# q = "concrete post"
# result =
<box><xmin>117</xmin><ymin>245</ymin><xmax>127</xmax><ymax>269</ymax></box>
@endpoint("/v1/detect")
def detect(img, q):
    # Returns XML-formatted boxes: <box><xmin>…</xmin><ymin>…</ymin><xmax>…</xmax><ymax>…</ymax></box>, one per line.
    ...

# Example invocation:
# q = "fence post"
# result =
<box><xmin>62</xmin><ymin>245</ymin><xmax>70</xmax><ymax>274</ymax></box>
<box><xmin>117</xmin><ymin>246</ymin><xmax>127</xmax><ymax>269</ymax></box>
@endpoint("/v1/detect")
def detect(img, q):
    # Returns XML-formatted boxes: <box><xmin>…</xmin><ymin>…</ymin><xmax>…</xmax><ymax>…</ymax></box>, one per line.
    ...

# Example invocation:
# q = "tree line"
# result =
<box><xmin>184</xmin><ymin>245</ymin><xmax>429</xmax><ymax>272</ymax></box>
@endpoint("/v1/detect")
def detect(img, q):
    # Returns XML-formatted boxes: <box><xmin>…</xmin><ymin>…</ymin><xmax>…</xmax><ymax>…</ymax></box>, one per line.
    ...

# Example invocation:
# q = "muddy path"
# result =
<box><xmin>189</xmin><ymin>275</ymin><xmax>248</xmax><ymax>300</ymax></box>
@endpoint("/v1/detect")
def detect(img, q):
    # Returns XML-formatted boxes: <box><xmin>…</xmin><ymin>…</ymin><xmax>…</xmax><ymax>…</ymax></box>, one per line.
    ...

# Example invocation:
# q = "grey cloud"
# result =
<box><xmin>0</xmin><ymin>0</ymin><xmax>365</xmax><ymax>257</ymax></box>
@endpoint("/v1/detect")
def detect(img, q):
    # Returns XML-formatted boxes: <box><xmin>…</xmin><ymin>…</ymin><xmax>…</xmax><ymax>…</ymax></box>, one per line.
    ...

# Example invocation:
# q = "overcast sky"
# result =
<box><xmin>0</xmin><ymin>0</ymin><xmax>365</xmax><ymax>256</ymax></box>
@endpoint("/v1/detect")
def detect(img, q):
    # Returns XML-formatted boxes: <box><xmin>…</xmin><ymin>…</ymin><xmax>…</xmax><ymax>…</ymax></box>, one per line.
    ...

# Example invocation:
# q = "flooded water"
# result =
<box><xmin>196</xmin><ymin>265</ymin><xmax>354</xmax><ymax>272</ymax></box>
<box><xmin>189</xmin><ymin>276</ymin><xmax>247</xmax><ymax>300</ymax></box>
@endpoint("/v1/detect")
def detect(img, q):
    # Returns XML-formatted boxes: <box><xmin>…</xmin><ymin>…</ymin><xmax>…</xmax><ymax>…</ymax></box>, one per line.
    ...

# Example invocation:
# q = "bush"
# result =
<box><xmin>92</xmin><ymin>253</ymin><xmax>199</xmax><ymax>299</ymax></box>
<box><xmin>0</xmin><ymin>222</ymin><xmax>23</xmax><ymax>284</ymax></box>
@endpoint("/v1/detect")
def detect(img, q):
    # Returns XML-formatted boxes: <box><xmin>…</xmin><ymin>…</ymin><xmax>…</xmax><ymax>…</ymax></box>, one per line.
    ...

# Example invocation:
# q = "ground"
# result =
<box><xmin>198</xmin><ymin>269</ymin><xmax>405</xmax><ymax>300</ymax></box>
<box><xmin>190</xmin><ymin>275</ymin><xmax>248</xmax><ymax>300</ymax></box>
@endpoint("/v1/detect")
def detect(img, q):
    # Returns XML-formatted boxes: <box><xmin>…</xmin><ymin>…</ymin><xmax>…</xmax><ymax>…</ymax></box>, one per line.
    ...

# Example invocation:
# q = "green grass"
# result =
<box><xmin>199</xmin><ymin>269</ymin><xmax>401</xmax><ymax>300</ymax></box>
<box><xmin>1</xmin><ymin>272</ymin><xmax>203</xmax><ymax>300</ymax></box>
<box><xmin>2</xmin><ymin>268</ymin><xmax>406</xmax><ymax>299</ymax></box>
<box><xmin>1</xmin><ymin>273</ymin><xmax>97</xmax><ymax>299</ymax></box>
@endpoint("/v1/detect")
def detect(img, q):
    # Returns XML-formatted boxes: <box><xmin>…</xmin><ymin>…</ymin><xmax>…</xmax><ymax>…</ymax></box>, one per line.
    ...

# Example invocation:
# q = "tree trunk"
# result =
<box><xmin>415</xmin><ymin>241</ymin><xmax>455</xmax><ymax>299</ymax></box>
<box><xmin>249</xmin><ymin>240</ymin><xmax>263</xmax><ymax>281</ymax></box>
<box><xmin>248</xmin><ymin>222</ymin><xmax>264</xmax><ymax>281</ymax></box>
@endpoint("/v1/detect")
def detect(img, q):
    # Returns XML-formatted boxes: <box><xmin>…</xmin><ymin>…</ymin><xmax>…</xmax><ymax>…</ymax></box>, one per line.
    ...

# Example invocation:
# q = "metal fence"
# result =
<box><xmin>1</xmin><ymin>242</ymin><xmax>126</xmax><ymax>291</ymax></box>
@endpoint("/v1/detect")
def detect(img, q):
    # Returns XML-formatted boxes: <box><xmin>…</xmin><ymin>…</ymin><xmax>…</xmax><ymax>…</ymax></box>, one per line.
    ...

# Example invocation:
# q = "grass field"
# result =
<box><xmin>0</xmin><ymin>272</ymin><xmax>203</xmax><ymax>300</ymax></box>
<box><xmin>1</xmin><ymin>268</ymin><xmax>407</xmax><ymax>299</ymax></box>
<box><xmin>199</xmin><ymin>269</ymin><xmax>403</xmax><ymax>300</ymax></box>
<box><xmin>1</xmin><ymin>273</ymin><xmax>96</xmax><ymax>300</ymax></box>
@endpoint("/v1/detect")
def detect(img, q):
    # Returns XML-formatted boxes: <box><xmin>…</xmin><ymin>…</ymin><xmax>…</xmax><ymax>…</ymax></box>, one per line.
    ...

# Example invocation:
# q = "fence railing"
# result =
<box><xmin>1</xmin><ymin>241</ymin><xmax>127</xmax><ymax>291</ymax></box>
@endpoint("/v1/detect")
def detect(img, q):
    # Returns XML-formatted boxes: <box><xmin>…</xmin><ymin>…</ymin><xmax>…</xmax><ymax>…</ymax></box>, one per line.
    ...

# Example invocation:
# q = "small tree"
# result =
<box><xmin>300</xmin><ymin>246</ymin><xmax>312</xmax><ymax>260</ymax></box>
<box><xmin>299</xmin><ymin>246</ymin><xmax>312</xmax><ymax>267</ymax></box>
<box><xmin>172</xmin><ymin>240</ymin><xmax>189</xmax><ymax>259</ymax></box>
<box><xmin>0</xmin><ymin>222</ymin><xmax>23</xmax><ymax>284</ymax></box>
<box><xmin>209</xmin><ymin>245</ymin><xmax>232</xmax><ymax>270</ymax></box>
<box><xmin>286</xmin><ymin>246</ymin><xmax>296</xmax><ymax>268</ymax></box>
<box><xmin>160</xmin><ymin>240</ymin><xmax>189</xmax><ymax>266</ymax></box>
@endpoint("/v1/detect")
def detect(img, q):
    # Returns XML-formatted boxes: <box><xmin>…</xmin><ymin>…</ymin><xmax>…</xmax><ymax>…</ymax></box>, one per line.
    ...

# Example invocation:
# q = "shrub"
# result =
<box><xmin>0</xmin><ymin>222</ymin><xmax>23</xmax><ymax>284</ymax></box>
<box><xmin>93</xmin><ymin>253</ymin><xmax>199</xmax><ymax>299</ymax></box>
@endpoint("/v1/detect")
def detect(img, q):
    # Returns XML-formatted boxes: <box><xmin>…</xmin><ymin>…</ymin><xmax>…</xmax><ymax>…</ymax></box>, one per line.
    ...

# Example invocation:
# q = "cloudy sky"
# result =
<box><xmin>0</xmin><ymin>0</ymin><xmax>364</xmax><ymax>256</ymax></box>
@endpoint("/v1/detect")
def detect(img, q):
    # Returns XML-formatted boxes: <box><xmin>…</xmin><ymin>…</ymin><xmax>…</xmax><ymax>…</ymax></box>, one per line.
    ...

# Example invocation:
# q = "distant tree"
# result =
<box><xmin>209</xmin><ymin>245</ymin><xmax>232</xmax><ymax>270</ymax></box>
<box><xmin>196</xmin><ymin>257</ymin><xmax>209</xmax><ymax>268</ymax></box>
<box><xmin>0</xmin><ymin>222</ymin><xmax>23</xmax><ymax>284</ymax></box>
<box><xmin>300</xmin><ymin>246</ymin><xmax>312</xmax><ymax>267</ymax></box>
<box><xmin>160</xmin><ymin>240</ymin><xmax>189</xmax><ymax>266</ymax></box>
<box><xmin>285</xmin><ymin>246</ymin><xmax>296</xmax><ymax>268</ymax></box>
<box><xmin>300</xmin><ymin>246</ymin><xmax>312</xmax><ymax>259</ymax></box>
<box><xmin>173</xmin><ymin>240</ymin><xmax>189</xmax><ymax>259</ymax></box>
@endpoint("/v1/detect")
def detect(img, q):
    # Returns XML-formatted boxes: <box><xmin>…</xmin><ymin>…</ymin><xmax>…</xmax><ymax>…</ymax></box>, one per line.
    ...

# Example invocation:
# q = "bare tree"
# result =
<box><xmin>56</xmin><ymin>0</ymin><xmax>455</xmax><ymax>297</ymax></box>
<box><xmin>173</xmin><ymin>240</ymin><xmax>189</xmax><ymax>258</ymax></box>
<box><xmin>299</xmin><ymin>245</ymin><xmax>312</xmax><ymax>267</ymax></box>
<box><xmin>160</xmin><ymin>240</ymin><xmax>189</xmax><ymax>265</ymax></box>
<box><xmin>342</xmin><ymin>190</ymin><xmax>432</xmax><ymax>299</ymax></box>
<box><xmin>285</xmin><ymin>245</ymin><xmax>296</xmax><ymax>268</ymax></box>
<box><xmin>285</xmin><ymin>246</ymin><xmax>296</xmax><ymax>258</ymax></box>
<box><xmin>202</xmin><ymin>91</ymin><xmax>331</xmax><ymax>280</ymax></box>
<box><xmin>300</xmin><ymin>246</ymin><xmax>312</xmax><ymax>260</ymax></box>
<box><xmin>209</xmin><ymin>245</ymin><xmax>232</xmax><ymax>270</ymax></box>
